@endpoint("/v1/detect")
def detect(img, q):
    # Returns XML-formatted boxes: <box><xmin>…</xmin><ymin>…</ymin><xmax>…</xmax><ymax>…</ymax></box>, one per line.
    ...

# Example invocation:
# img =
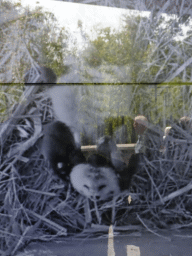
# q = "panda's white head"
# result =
<box><xmin>70</xmin><ymin>163</ymin><xmax>120</xmax><ymax>201</ymax></box>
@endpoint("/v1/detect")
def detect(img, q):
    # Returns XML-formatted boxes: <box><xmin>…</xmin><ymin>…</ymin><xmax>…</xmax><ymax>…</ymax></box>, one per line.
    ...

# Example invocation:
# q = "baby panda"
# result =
<box><xmin>42</xmin><ymin>121</ymin><xmax>135</xmax><ymax>201</ymax></box>
<box><xmin>70</xmin><ymin>136</ymin><xmax>136</xmax><ymax>201</ymax></box>
<box><xmin>42</xmin><ymin>122</ymin><xmax>122</xmax><ymax>200</ymax></box>
<box><xmin>32</xmin><ymin>67</ymin><xmax>136</xmax><ymax>200</ymax></box>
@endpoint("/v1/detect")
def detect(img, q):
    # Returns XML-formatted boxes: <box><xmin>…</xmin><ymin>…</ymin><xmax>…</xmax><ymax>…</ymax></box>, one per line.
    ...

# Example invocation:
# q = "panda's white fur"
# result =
<box><xmin>48</xmin><ymin>86</ymin><xmax>81</xmax><ymax>146</ymax></box>
<box><xmin>70</xmin><ymin>163</ymin><xmax>120</xmax><ymax>201</ymax></box>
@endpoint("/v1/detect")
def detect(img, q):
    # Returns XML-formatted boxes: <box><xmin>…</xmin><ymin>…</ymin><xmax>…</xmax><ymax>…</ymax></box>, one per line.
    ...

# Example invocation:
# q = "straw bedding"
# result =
<box><xmin>0</xmin><ymin>86</ymin><xmax>192</xmax><ymax>255</ymax></box>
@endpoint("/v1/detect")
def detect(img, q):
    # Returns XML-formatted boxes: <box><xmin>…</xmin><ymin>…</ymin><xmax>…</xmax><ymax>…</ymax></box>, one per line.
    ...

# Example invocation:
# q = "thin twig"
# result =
<box><xmin>136</xmin><ymin>214</ymin><xmax>171</xmax><ymax>241</ymax></box>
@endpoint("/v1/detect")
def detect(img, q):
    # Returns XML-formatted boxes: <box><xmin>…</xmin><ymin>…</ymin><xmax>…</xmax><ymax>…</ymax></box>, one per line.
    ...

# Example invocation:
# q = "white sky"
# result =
<box><xmin>11</xmin><ymin>0</ymin><xmax>145</xmax><ymax>44</ymax></box>
<box><xmin>16</xmin><ymin>0</ymin><xmax>133</xmax><ymax>30</ymax></box>
<box><xmin>9</xmin><ymin>0</ymin><xmax>188</xmax><ymax>44</ymax></box>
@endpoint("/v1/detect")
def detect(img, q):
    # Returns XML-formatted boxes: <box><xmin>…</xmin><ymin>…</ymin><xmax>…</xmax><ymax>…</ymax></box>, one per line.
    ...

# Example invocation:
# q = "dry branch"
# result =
<box><xmin>155</xmin><ymin>182</ymin><xmax>192</xmax><ymax>205</ymax></box>
<box><xmin>0</xmin><ymin>86</ymin><xmax>40</xmax><ymax>144</ymax></box>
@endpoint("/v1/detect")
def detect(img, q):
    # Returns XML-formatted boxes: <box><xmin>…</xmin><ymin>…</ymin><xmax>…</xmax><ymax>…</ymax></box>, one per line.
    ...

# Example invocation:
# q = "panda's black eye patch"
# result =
<box><xmin>84</xmin><ymin>185</ymin><xmax>89</xmax><ymax>190</ymax></box>
<box><xmin>98</xmin><ymin>185</ymin><xmax>106</xmax><ymax>191</ymax></box>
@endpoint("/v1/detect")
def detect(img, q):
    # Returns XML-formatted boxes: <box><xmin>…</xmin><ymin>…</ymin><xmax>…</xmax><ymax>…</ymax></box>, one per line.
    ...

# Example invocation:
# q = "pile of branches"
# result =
<box><xmin>130</xmin><ymin>126</ymin><xmax>192</xmax><ymax>229</ymax></box>
<box><xmin>0</xmin><ymin>86</ymin><xmax>192</xmax><ymax>255</ymax></box>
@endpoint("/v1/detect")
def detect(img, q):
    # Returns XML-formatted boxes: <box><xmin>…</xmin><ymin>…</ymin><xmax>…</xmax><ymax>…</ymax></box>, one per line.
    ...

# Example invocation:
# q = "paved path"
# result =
<box><xmin>17</xmin><ymin>230</ymin><xmax>192</xmax><ymax>256</ymax></box>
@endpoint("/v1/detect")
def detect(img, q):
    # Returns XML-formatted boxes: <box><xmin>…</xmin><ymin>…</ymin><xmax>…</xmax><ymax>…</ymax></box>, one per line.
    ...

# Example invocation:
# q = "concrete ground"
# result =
<box><xmin>16</xmin><ymin>229</ymin><xmax>192</xmax><ymax>256</ymax></box>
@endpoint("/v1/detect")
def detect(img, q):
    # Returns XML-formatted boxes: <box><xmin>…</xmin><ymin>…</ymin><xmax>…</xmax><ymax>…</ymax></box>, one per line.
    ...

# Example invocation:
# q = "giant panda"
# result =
<box><xmin>41</xmin><ymin>120</ymin><xmax>137</xmax><ymax>201</ymax></box>
<box><xmin>46</xmin><ymin>90</ymin><xmax>137</xmax><ymax>200</ymax></box>
<box><xmin>25</xmin><ymin>66</ymin><xmax>136</xmax><ymax>200</ymax></box>
<box><xmin>41</xmin><ymin>121</ymin><xmax>122</xmax><ymax>200</ymax></box>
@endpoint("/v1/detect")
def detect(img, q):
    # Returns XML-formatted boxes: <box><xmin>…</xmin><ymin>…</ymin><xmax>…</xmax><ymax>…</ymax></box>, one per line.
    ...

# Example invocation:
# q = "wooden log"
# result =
<box><xmin>81</xmin><ymin>144</ymin><xmax>136</xmax><ymax>152</ymax></box>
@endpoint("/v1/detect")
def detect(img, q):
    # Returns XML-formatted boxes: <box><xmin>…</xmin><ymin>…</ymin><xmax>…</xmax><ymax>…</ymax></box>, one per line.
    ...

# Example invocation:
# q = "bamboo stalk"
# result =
<box><xmin>23</xmin><ymin>188</ymin><xmax>57</xmax><ymax>197</ymax></box>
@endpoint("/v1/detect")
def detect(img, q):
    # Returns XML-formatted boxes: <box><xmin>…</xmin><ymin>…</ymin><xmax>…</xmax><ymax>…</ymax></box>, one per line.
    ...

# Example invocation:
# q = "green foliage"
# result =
<box><xmin>0</xmin><ymin>2</ymin><xmax>69</xmax><ymax>82</ymax></box>
<box><xmin>104</xmin><ymin>115</ymin><xmax>134</xmax><ymax>143</ymax></box>
<box><xmin>0</xmin><ymin>85</ymin><xmax>24</xmax><ymax>122</ymax></box>
<box><xmin>73</xmin><ymin>13</ymin><xmax>192</xmax><ymax>129</ymax></box>
<box><xmin>130</xmin><ymin>84</ymin><xmax>192</xmax><ymax>127</ymax></box>
<box><xmin>84</xmin><ymin>15</ymin><xmax>150</xmax><ymax>82</ymax></box>
<box><xmin>0</xmin><ymin>1</ymin><xmax>70</xmax><ymax>120</ymax></box>
<box><xmin>40</xmin><ymin>27</ymin><xmax>69</xmax><ymax>77</ymax></box>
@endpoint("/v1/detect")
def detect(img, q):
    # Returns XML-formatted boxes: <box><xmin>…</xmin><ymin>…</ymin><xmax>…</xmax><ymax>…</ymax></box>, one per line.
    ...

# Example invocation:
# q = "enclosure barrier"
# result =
<box><xmin>81</xmin><ymin>144</ymin><xmax>136</xmax><ymax>164</ymax></box>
